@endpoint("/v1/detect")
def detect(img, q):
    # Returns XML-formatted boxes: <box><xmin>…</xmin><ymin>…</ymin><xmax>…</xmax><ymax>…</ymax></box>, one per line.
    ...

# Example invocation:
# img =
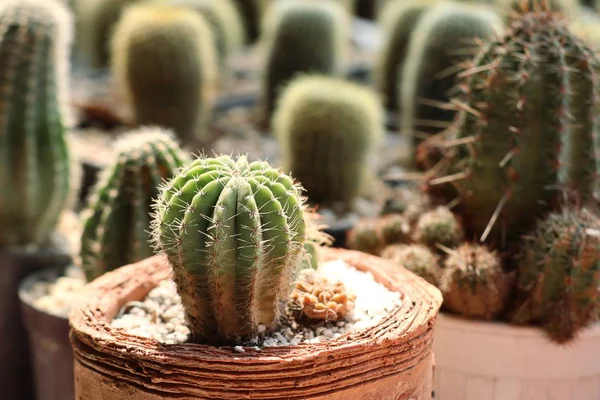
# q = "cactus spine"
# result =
<box><xmin>111</xmin><ymin>4</ymin><xmax>218</xmax><ymax>144</ymax></box>
<box><xmin>153</xmin><ymin>155</ymin><xmax>307</xmax><ymax>345</ymax></box>
<box><xmin>439</xmin><ymin>12</ymin><xmax>600</xmax><ymax>244</ymax></box>
<box><xmin>80</xmin><ymin>127</ymin><xmax>187</xmax><ymax>282</ymax></box>
<box><xmin>374</xmin><ymin>0</ymin><xmax>435</xmax><ymax>111</ymax></box>
<box><xmin>0</xmin><ymin>0</ymin><xmax>73</xmax><ymax>247</ymax></box>
<box><xmin>260</xmin><ymin>1</ymin><xmax>349</xmax><ymax>120</ymax></box>
<box><xmin>274</xmin><ymin>75</ymin><xmax>383</xmax><ymax>209</ymax></box>
<box><xmin>512</xmin><ymin>208</ymin><xmax>600</xmax><ymax>343</ymax></box>
<box><xmin>401</xmin><ymin>3</ymin><xmax>503</xmax><ymax>147</ymax></box>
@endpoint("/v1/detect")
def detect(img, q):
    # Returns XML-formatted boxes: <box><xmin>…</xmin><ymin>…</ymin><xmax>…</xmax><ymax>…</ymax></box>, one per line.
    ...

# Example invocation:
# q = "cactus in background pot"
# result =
<box><xmin>273</xmin><ymin>75</ymin><xmax>383</xmax><ymax>210</ymax></box>
<box><xmin>414</xmin><ymin>206</ymin><xmax>464</xmax><ymax>249</ymax></box>
<box><xmin>400</xmin><ymin>3</ymin><xmax>503</xmax><ymax>147</ymax></box>
<box><xmin>111</xmin><ymin>4</ymin><xmax>218</xmax><ymax>144</ymax></box>
<box><xmin>80</xmin><ymin>127</ymin><xmax>187</xmax><ymax>282</ymax></box>
<box><xmin>260</xmin><ymin>1</ymin><xmax>349</xmax><ymax>121</ymax></box>
<box><xmin>495</xmin><ymin>0</ymin><xmax>578</xmax><ymax>20</ymax></box>
<box><xmin>0</xmin><ymin>0</ymin><xmax>73</xmax><ymax>247</ymax></box>
<box><xmin>512</xmin><ymin>207</ymin><xmax>600</xmax><ymax>343</ymax></box>
<box><xmin>374</xmin><ymin>0</ymin><xmax>437</xmax><ymax>111</ymax></box>
<box><xmin>152</xmin><ymin>154</ymin><xmax>308</xmax><ymax>345</ymax></box>
<box><xmin>440</xmin><ymin>243</ymin><xmax>513</xmax><ymax>320</ymax></box>
<box><xmin>382</xmin><ymin>244</ymin><xmax>441</xmax><ymax>286</ymax></box>
<box><xmin>435</xmin><ymin>11</ymin><xmax>600</xmax><ymax>245</ymax></box>
<box><xmin>161</xmin><ymin>0</ymin><xmax>245</xmax><ymax>67</ymax></box>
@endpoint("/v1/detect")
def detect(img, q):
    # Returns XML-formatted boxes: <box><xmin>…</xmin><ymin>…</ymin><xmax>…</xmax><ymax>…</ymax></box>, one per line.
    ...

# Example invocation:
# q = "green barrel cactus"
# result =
<box><xmin>111</xmin><ymin>4</ymin><xmax>218</xmax><ymax>144</ymax></box>
<box><xmin>438</xmin><ymin>11</ymin><xmax>600</xmax><ymax>245</ymax></box>
<box><xmin>347</xmin><ymin>219</ymin><xmax>385</xmax><ymax>255</ymax></box>
<box><xmin>273</xmin><ymin>75</ymin><xmax>383</xmax><ymax>209</ymax></box>
<box><xmin>414</xmin><ymin>206</ymin><xmax>464</xmax><ymax>249</ymax></box>
<box><xmin>153</xmin><ymin>154</ymin><xmax>307</xmax><ymax>345</ymax></box>
<box><xmin>76</xmin><ymin>0</ymin><xmax>144</xmax><ymax>68</ymax></box>
<box><xmin>161</xmin><ymin>0</ymin><xmax>245</xmax><ymax>67</ymax></box>
<box><xmin>400</xmin><ymin>3</ymin><xmax>503</xmax><ymax>147</ymax></box>
<box><xmin>496</xmin><ymin>0</ymin><xmax>578</xmax><ymax>21</ymax></box>
<box><xmin>440</xmin><ymin>243</ymin><xmax>513</xmax><ymax>320</ymax></box>
<box><xmin>260</xmin><ymin>1</ymin><xmax>349</xmax><ymax>121</ymax></box>
<box><xmin>512</xmin><ymin>208</ymin><xmax>600</xmax><ymax>343</ymax></box>
<box><xmin>80</xmin><ymin>127</ymin><xmax>187</xmax><ymax>282</ymax></box>
<box><xmin>382</xmin><ymin>244</ymin><xmax>441</xmax><ymax>286</ymax></box>
<box><xmin>0</xmin><ymin>0</ymin><xmax>73</xmax><ymax>247</ymax></box>
<box><xmin>374</xmin><ymin>0</ymin><xmax>437</xmax><ymax>111</ymax></box>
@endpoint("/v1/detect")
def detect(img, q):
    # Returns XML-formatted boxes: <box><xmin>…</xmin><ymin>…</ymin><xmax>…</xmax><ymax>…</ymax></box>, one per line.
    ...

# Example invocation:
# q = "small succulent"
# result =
<box><xmin>80</xmin><ymin>127</ymin><xmax>188</xmax><ymax>282</ymax></box>
<box><xmin>381</xmin><ymin>244</ymin><xmax>441</xmax><ymax>286</ymax></box>
<box><xmin>414</xmin><ymin>206</ymin><xmax>464</xmax><ymax>249</ymax></box>
<box><xmin>152</xmin><ymin>154</ymin><xmax>308</xmax><ymax>345</ymax></box>
<box><xmin>440</xmin><ymin>243</ymin><xmax>513</xmax><ymax>320</ymax></box>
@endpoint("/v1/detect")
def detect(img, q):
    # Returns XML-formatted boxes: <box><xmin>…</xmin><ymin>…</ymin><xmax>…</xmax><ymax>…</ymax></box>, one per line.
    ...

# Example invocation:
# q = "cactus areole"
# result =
<box><xmin>153</xmin><ymin>155</ymin><xmax>307</xmax><ymax>345</ymax></box>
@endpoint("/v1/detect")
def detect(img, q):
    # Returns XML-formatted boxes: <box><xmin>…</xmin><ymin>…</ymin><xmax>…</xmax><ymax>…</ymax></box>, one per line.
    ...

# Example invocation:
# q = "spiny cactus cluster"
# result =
<box><xmin>512</xmin><ymin>207</ymin><xmax>600</xmax><ymax>342</ymax></box>
<box><xmin>274</xmin><ymin>75</ymin><xmax>384</xmax><ymax>210</ymax></box>
<box><xmin>401</xmin><ymin>3</ymin><xmax>504</xmax><ymax>147</ymax></box>
<box><xmin>80</xmin><ymin>127</ymin><xmax>187</xmax><ymax>282</ymax></box>
<box><xmin>0</xmin><ymin>0</ymin><xmax>73</xmax><ymax>248</ymax></box>
<box><xmin>435</xmin><ymin>11</ymin><xmax>600</xmax><ymax>245</ymax></box>
<box><xmin>111</xmin><ymin>3</ymin><xmax>218</xmax><ymax>145</ymax></box>
<box><xmin>414</xmin><ymin>206</ymin><xmax>464</xmax><ymax>249</ymax></box>
<box><xmin>260</xmin><ymin>1</ymin><xmax>348</xmax><ymax>121</ymax></box>
<box><xmin>152</xmin><ymin>154</ymin><xmax>308</xmax><ymax>345</ymax></box>
<box><xmin>382</xmin><ymin>244</ymin><xmax>441</xmax><ymax>286</ymax></box>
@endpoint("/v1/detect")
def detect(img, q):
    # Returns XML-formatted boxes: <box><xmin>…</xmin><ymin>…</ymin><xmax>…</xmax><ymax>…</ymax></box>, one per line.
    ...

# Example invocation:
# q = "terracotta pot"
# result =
<box><xmin>70</xmin><ymin>248</ymin><xmax>442</xmax><ymax>399</ymax></box>
<box><xmin>433</xmin><ymin>313</ymin><xmax>600</xmax><ymax>400</ymax></box>
<box><xmin>19</xmin><ymin>268</ymin><xmax>75</xmax><ymax>400</ymax></box>
<box><xmin>0</xmin><ymin>244</ymin><xmax>71</xmax><ymax>400</ymax></box>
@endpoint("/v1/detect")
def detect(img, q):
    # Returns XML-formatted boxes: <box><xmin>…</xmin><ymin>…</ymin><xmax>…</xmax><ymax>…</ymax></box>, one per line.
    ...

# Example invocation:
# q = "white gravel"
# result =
<box><xmin>111</xmin><ymin>260</ymin><xmax>401</xmax><ymax>347</ymax></box>
<box><xmin>30</xmin><ymin>265</ymin><xmax>86</xmax><ymax>317</ymax></box>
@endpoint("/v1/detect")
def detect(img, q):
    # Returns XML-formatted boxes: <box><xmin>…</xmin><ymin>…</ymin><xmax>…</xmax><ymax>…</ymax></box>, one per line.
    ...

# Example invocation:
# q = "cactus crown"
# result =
<box><xmin>80</xmin><ymin>127</ymin><xmax>188</xmax><ymax>282</ymax></box>
<box><xmin>111</xmin><ymin>3</ymin><xmax>218</xmax><ymax>144</ymax></box>
<box><xmin>152</xmin><ymin>154</ymin><xmax>308</xmax><ymax>345</ymax></box>
<box><xmin>513</xmin><ymin>207</ymin><xmax>600</xmax><ymax>343</ymax></box>
<box><xmin>260</xmin><ymin>1</ymin><xmax>349</xmax><ymax>120</ymax></box>
<box><xmin>0</xmin><ymin>0</ymin><xmax>73</xmax><ymax>247</ymax></box>
<box><xmin>274</xmin><ymin>75</ymin><xmax>383</xmax><ymax>208</ymax></box>
<box><xmin>439</xmin><ymin>11</ymin><xmax>600</xmax><ymax>245</ymax></box>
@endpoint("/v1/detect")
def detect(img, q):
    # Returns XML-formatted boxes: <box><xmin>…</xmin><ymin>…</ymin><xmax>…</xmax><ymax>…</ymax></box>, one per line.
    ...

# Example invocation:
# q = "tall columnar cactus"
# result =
<box><xmin>153</xmin><ymin>154</ymin><xmax>307</xmax><ymax>345</ymax></box>
<box><xmin>260</xmin><ymin>1</ymin><xmax>349</xmax><ymax>120</ymax></box>
<box><xmin>0</xmin><ymin>0</ymin><xmax>73</xmax><ymax>247</ymax></box>
<box><xmin>111</xmin><ymin>4</ymin><xmax>218</xmax><ymax>144</ymax></box>
<box><xmin>438</xmin><ymin>12</ymin><xmax>600</xmax><ymax>245</ymax></box>
<box><xmin>400</xmin><ymin>3</ymin><xmax>503</xmax><ymax>147</ymax></box>
<box><xmin>374</xmin><ymin>0</ymin><xmax>436</xmax><ymax>111</ymax></box>
<box><xmin>80</xmin><ymin>127</ymin><xmax>187</xmax><ymax>282</ymax></box>
<box><xmin>273</xmin><ymin>75</ymin><xmax>383</xmax><ymax>209</ymax></box>
<box><xmin>512</xmin><ymin>208</ymin><xmax>600</xmax><ymax>343</ymax></box>
<box><xmin>76</xmin><ymin>0</ymin><xmax>144</xmax><ymax>68</ymax></box>
<box><xmin>162</xmin><ymin>0</ymin><xmax>245</xmax><ymax>67</ymax></box>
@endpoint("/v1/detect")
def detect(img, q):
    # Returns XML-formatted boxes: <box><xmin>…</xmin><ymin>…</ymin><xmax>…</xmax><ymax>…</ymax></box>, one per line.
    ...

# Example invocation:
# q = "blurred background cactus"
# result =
<box><xmin>0</xmin><ymin>0</ymin><xmax>73</xmax><ymax>247</ymax></box>
<box><xmin>111</xmin><ymin>3</ymin><xmax>218</xmax><ymax>145</ymax></box>
<box><xmin>153</xmin><ymin>154</ymin><xmax>307</xmax><ymax>345</ymax></box>
<box><xmin>274</xmin><ymin>75</ymin><xmax>383</xmax><ymax>211</ymax></box>
<box><xmin>260</xmin><ymin>1</ymin><xmax>349</xmax><ymax>122</ymax></box>
<box><xmin>80</xmin><ymin>127</ymin><xmax>187</xmax><ymax>282</ymax></box>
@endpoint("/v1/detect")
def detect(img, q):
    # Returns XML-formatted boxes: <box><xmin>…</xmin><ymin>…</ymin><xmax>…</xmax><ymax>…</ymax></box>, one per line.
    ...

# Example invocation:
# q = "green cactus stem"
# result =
<box><xmin>440</xmin><ymin>243</ymin><xmax>513</xmax><ymax>320</ymax></box>
<box><xmin>414</xmin><ymin>206</ymin><xmax>464</xmax><ymax>248</ymax></box>
<box><xmin>274</xmin><ymin>75</ymin><xmax>383</xmax><ymax>209</ymax></box>
<box><xmin>80</xmin><ymin>127</ymin><xmax>187</xmax><ymax>282</ymax></box>
<box><xmin>382</xmin><ymin>244</ymin><xmax>441</xmax><ymax>286</ymax></box>
<box><xmin>260</xmin><ymin>1</ymin><xmax>349</xmax><ymax>121</ymax></box>
<box><xmin>512</xmin><ymin>207</ymin><xmax>600</xmax><ymax>343</ymax></box>
<box><xmin>347</xmin><ymin>219</ymin><xmax>384</xmax><ymax>255</ymax></box>
<box><xmin>153</xmin><ymin>154</ymin><xmax>307</xmax><ymax>345</ymax></box>
<box><xmin>111</xmin><ymin>4</ymin><xmax>218</xmax><ymax>144</ymax></box>
<box><xmin>0</xmin><ymin>0</ymin><xmax>73</xmax><ymax>247</ymax></box>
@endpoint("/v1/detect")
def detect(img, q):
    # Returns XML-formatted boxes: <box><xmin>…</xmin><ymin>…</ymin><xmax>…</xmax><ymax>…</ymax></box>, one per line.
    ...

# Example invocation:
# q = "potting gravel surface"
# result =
<box><xmin>30</xmin><ymin>264</ymin><xmax>86</xmax><ymax>317</ymax></box>
<box><xmin>111</xmin><ymin>259</ymin><xmax>401</xmax><ymax>347</ymax></box>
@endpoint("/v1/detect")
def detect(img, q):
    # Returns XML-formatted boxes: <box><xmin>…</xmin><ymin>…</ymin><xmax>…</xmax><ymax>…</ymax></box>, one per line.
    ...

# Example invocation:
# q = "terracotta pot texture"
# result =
<box><xmin>70</xmin><ymin>248</ymin><xmax>442</xmax><ymax>400</ymax></box>
<box><xmin>20</xmin><ymin>268</ymin><xmax>75</xmax><ymax>400</ymax></box>
<box><xmin>0</xmin><ymin>245</ymin><xmax>71</xmax><ymax>400</ymax></box>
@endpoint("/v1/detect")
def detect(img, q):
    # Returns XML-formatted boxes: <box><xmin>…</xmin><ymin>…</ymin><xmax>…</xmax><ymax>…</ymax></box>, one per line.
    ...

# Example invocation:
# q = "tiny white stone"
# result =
<box><xmin>234</xmin><ymin>346</ymin><xmax>245</xmax><ymax>353</ymax></box>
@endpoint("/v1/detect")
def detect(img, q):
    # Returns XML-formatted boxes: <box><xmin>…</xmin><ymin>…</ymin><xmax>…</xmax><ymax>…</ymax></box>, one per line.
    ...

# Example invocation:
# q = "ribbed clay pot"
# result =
<box><xmin>70</xmin><ymin>248</ymin><xmax>442</xmax><ymax>400</ymax></box>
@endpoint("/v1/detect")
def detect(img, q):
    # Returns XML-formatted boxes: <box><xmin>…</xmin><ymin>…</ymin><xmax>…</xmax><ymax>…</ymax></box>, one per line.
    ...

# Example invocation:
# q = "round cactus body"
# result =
<box><xmin>153</xmin><ymin>154</ymin><xmax>307</xmax><ymax>345</ymax></box>
<box><xmin>0</xmin><ymin>0</ymin><xmax>73</xmax><ymax>247</ymax></box>
<box><xmin>347</xmin><ymin>219</ymin><xmax>384</xmax><ymax>255</ymax></box>
<box><xmin>513</xmin><ymin>208</ymin><xmax>600</xmax><ymax>343</ymax></box>
<box><xmin>111</xmin><ymin>4</ymin><xmax>218</xmax><ymax>144</ymax></box>
<box><xmin>80</xmin><ymin>128</ymin><xmax>188</xmax><ymax>282</ymax></box>
<box><xmin>414</xmin><ymin>206</ymin><xmax>464</xmax><ymax>248</ymax></box>
<box><xmin>378</xmin><ymin>213</ymin><xmax>411</xmax><ymax>244</ymax></box>
<box><xmin>440</xmin><ymin>243</ymin><xmax>513</xmax><ymax>320</ymax></box>
<box><xmin>382</xmin><ymin>244</ymin><xmax>441</xmax><ymax>286</ymax></box>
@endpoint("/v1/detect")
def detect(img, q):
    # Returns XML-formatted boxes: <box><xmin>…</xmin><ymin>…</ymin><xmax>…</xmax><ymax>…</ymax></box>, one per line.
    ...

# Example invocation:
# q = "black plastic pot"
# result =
<box><xmin>0</xmin><ymin>243</ymin><xmax>71</xmax><ymax>400</ymax></box>
<box><xmin>324</xmin><ymin>219</ymin><xmax>356</xmax><ymax>249</ymax></box>
<box><xmin>19</xmin><ymin>268</ymin><xmax>75</xmax><ymax>400</ymax></box>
